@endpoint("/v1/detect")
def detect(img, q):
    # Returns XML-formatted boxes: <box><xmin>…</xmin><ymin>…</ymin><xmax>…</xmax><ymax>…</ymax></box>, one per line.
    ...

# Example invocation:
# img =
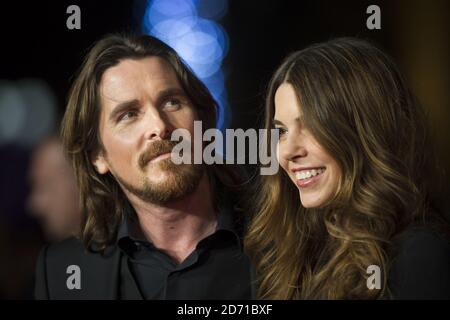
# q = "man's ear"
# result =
<box><xmin>90</xmin><ymin>149</ymin><xmax>109</xmax><ymax>174</ymax></box>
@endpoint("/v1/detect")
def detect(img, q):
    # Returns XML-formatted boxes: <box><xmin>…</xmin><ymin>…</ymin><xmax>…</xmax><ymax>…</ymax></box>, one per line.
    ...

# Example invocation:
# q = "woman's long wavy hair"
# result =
<box><xmin>245</xmin><ymin>38</ymin><xmax>447</xmax><ymax>299</ymax></box>
<box><xmin>61</xmin><ymin>33</ymin><xmax>240</xmax><ymax>253</ymax></box>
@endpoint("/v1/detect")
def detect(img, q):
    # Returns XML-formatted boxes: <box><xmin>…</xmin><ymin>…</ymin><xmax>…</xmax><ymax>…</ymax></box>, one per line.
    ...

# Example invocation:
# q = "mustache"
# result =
<box><xmin>138</xmin><ymin>140</ymin><xmax>178</xmax><ymax>169</ymax></box>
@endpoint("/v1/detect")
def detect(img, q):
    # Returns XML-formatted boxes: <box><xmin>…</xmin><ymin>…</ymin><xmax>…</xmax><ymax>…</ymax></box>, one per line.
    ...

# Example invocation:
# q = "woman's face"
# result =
<box><xmin>274</xmin><ymin>83</ymin><xmax>342</xmax><ymax>208</ymax></box>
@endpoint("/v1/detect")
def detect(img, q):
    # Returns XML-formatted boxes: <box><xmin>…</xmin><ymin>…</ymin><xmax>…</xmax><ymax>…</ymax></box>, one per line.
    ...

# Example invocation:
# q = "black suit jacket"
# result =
<box><xmin>35</xmin><ymin>186</ymin><xmax>254</xmax><ymax>300</ymax></box>
<box><xmin>35</xmin><ymin>238</ymin><xmax>124</xmax><ymax>299</ymax></box>
<box><xmin>35</xmin><ymin>236</ymin><xmax>256</xmax><ymax>300</ymax></box>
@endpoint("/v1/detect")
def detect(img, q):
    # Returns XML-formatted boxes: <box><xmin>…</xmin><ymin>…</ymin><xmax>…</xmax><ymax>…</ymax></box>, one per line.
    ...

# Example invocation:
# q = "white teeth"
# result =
<box><xmin>295</xmin><ymin>168</ymin><xmax>325</xmax><ymax>180</ymax></box>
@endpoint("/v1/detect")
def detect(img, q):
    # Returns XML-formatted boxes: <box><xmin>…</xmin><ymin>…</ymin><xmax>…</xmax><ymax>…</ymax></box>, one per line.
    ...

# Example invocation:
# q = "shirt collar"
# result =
<box><xmin>116</xmin><ymin>199</ymin><xmax>243</xmax><ymax>249</ymax></box>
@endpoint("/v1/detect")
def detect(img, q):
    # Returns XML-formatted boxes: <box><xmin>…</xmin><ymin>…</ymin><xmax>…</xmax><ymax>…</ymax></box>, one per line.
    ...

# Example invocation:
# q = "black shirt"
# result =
<box><xmin>116</xmin><ymin>204</ymin><xmax>254</xmax><ymax>300</ymax></box>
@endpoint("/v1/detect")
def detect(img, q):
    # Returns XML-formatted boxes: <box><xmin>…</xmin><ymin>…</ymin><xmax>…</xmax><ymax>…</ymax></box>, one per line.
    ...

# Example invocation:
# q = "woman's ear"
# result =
<box><xmin>90</xmin><ymin>149</ymin><xmax>109</xmax><ymax>174</ymax></box>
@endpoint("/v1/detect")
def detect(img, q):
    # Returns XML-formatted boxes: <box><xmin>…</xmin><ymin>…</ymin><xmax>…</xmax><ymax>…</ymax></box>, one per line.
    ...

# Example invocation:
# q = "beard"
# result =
<box><xmin>111</xmin><ymin>140</ymin><xmax>204</xmax><ymax>205</ymax></box>
<box><xmin>116</xmin><ymin>160</ymin><xmax>204</xmax><ymax>205</ymax></box>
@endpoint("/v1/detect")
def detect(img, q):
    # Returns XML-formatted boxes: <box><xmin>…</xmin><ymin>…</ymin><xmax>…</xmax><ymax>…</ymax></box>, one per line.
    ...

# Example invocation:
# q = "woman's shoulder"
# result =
<box><xmin>388</xmin><ymin>224</ymin><xmax>450</xmax><ymax>299</ymax></box>
<box><xmin>393</xmin><ymin>224</ymin><xmax>450</xmax><ymax>253</ymax></box>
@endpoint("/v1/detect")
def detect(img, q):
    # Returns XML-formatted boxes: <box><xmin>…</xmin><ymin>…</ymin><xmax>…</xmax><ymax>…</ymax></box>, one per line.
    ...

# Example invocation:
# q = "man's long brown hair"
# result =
<box><xmin>245</xmin><ymin>38</ymin><xmax>448</xmax><ymax>299</ymax></box>
<box><xmin>61</xmin><ymin>33</ymin><xmax>239</xmax><ymax>252</ymax></box>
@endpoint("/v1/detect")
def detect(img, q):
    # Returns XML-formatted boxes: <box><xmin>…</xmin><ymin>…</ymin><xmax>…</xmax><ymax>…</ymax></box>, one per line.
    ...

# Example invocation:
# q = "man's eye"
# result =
<box><xmin>163</xmin><ymin>98</ymin><xmax>182</xmax><ymax>110</ymax></box>
<box><xmin>119</xmin><ymin>110</ymin><xmax>138</xmax><ymax>121</ymax></box>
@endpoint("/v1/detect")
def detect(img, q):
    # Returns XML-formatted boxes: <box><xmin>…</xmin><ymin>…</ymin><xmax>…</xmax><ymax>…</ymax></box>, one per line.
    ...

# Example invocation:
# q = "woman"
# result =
<box><xmin>245</xmin><ymin>38</ymin><xmax>450</xmax><ymax>299</ymax></box>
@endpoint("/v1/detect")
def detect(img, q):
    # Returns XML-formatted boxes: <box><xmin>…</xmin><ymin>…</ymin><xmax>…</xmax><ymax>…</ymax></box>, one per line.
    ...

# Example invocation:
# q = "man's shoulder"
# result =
<box><xmin>35</xmin><ymin>237</ymin><xmax>122</xmax><ymax>299</ymax></box>
<box><xmin>44</xmin><ymin>237</ymin><xmax>120</xmax><ymax>268</ymax></box>
<box><xmin>46</xmin><ymin>237</ymin><xmax>84</xmax><ymax>257</ymax></box>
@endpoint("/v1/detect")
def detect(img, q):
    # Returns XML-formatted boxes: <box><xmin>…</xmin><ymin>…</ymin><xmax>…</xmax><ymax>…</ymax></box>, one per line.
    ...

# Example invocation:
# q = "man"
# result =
<box><xmin>28</xmin><ymin>135</ymin><xmax>81</xmax><ymax>242</ymax></box>
<box><xmin>34</xmin><ymin>34</ymin><xmax>254</xmax><ymax>299</ymax></box>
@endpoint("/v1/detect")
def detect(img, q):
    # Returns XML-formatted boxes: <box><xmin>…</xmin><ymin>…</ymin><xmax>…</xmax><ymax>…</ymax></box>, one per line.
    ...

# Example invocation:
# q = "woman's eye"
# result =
<box><xmin>276</xmin><ymin>127</ymin><xmax>287</xmax><ymax>138</ymax></box>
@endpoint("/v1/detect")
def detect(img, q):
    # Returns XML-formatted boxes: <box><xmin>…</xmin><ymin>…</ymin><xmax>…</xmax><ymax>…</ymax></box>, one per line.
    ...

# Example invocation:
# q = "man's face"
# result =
<box><xmin>94</xmin><ymin>57</ymin><xmax>203</xmax><ymax>205</ymax></box>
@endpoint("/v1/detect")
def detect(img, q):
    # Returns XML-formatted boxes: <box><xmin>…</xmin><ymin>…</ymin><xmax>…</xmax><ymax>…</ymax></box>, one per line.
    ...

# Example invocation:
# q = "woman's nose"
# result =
<box><xmin>281</xmin><ymin>132</ymin><xmax>307</xmax><ymax>162</ymax></box>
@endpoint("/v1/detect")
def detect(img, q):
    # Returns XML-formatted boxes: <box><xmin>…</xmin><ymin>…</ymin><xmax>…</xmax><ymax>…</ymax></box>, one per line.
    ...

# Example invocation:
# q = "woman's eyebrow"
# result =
<box><xmin>273</xmin><ymin>119</ymin><xmax>284</xmax><ymax>126</ymax></box>
<box><xmin>272</xmin><ymin>116</ymin><xmax>304</xmax><ymax>126</ymax></box>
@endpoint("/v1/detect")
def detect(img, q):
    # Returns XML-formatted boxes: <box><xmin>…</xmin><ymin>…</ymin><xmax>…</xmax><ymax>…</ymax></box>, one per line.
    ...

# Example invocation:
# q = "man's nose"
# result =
<box><xmin>143</xmin><ymin>108</ymin><xmax>171</xmax><ymax>140</ymax></box>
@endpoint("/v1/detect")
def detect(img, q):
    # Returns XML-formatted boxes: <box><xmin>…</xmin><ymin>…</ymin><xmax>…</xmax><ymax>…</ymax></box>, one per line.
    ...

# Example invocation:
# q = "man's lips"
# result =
<box><xmin>139</xmin><ymin>140</ymin><xmax>178</xmax><ymax>169</ymax></box>
<box><xmin>148</xmin><ymin>152</ymin><xmax>172</xmax><ymax>164</ymax></box>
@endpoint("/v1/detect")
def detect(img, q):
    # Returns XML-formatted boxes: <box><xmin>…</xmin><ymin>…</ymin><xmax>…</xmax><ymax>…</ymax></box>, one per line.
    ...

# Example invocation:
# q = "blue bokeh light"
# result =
<box><xmin>141</xmin><ymin>0</ymin><xmax>230</xmax><ymax>130</ymax></box>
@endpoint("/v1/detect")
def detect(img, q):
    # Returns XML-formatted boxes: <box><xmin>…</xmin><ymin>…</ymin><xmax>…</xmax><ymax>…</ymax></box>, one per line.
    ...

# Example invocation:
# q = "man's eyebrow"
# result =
<box><xmin>108</xmin><ymin>87</ymin><xmax>188</xmax><ymax>122</ymax></box>
<box><xmin>109</xmin><ymin>99</ymin><xmax>139</xmax><ymax>122</ymax></box>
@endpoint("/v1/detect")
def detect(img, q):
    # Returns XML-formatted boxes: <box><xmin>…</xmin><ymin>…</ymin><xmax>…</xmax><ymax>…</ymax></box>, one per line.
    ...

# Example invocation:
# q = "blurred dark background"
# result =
<box><xmin>0</xmin><ymin>0</ymin><xmax>448</xmax><ymax>299</ymax></box>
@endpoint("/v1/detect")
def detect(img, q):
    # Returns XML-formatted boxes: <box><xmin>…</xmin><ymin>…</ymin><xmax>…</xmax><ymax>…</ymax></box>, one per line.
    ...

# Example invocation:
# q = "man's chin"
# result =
<box><xmin>145</xmin><ymin>170</ymin><xmax>177</xmax><ymax>185</ymax></box>
<box><xmin>144</xmin><ymin>157</ymin><xmax>178</xmax><ymax>170</ymax></box>
<box><xmin>144</xmin><ymin>159</ymin><xmax>183</xmax><ymax>179</ymax></box>
<box><xmin>120</xmin><ymin>162</ymin><xmax>204</xmax><ymax>205</ymax></box>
